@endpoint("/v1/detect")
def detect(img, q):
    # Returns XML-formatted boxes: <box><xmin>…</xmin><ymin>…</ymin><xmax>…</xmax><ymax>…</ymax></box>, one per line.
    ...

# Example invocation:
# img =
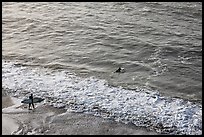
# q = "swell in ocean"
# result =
<box><xmin>2</xmin><ymin>2</ymin><xmax>202</xmax><ymax>103</ymax></box>
<box><xmin>2</xmin><ymin>60</ymin><xmax>202</xmax><ymax>135</ymax></box>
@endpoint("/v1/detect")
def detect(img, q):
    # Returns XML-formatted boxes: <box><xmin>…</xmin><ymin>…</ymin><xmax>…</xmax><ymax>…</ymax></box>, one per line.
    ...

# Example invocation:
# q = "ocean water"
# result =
<box><xmin>2</xmin><ymin>2</ymin><xmax>202</xmax><ymax>135</ymax></box>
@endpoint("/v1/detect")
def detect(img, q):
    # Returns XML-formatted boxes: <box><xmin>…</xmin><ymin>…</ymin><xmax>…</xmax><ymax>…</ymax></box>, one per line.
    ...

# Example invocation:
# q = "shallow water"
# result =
<box><xmin>2</xmin><ymin>97</ymin><xmax>159</xmax><ymax>135</ymax></box>
<box><xmin>2</xmin><ymin>60</ymin><xmax>202</xmax><ymax>135</ymax></box>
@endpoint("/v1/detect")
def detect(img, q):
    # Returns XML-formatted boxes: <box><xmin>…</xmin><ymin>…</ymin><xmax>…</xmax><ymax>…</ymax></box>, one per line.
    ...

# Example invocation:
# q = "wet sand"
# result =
<box><xmin>2</xmin><ymin>114</ymin><xmax>19</xmax><ymax>135</ymax></box>
<box><xmin>2</xmin><ymin>95</ymin><xmax>159</xmax><ymax>135</ymax></box>
<box><xmin>2</xmin><ymin>96</ymin><xmax>19</xmax><ymax>135</ymax></box>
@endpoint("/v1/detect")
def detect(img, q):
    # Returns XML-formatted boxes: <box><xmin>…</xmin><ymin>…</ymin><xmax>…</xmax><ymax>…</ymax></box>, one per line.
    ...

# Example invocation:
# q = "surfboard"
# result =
<box><xmin>21</xmin><ymin>97</ymin><xmax>44</xmax><ymax>104</ymax></box>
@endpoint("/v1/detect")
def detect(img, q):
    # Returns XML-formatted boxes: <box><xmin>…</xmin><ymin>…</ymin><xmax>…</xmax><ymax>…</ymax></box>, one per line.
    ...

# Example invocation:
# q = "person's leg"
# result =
<box><xmin>29</xmin><ymin>103</ymin><xmax>31</xmax><ymax>110</ymax></box>
<box><xmin>32</xmin><ymin>103</ymin><xmax>35</xmax><ymax>109</ymax></box>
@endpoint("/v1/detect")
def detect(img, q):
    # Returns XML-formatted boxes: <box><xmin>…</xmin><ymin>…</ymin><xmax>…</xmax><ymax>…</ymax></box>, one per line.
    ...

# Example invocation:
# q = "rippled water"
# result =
<box><xmin>2</xmin><ymin>2</ymin><xmax>202</xmax><ymax>101</ymax></box>
<box><xmin>2</xmin><ymin>2</ymin><xmax>202</xmax><ymax>135</ymax></box>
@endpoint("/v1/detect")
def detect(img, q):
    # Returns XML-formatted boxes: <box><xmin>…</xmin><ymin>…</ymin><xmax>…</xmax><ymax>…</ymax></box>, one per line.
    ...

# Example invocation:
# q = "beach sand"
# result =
<box><xmin>2</xmin><ymin>95</ymin><xmax>159</xmax><ymax>135</ymax></box>
<box><xmin>2</xmin><ymin>96</ymin><xmax>19</xmax><ymax>135</ymax></box>
<box><xmin>2</xmin><ymin>114</ymin><xmax>19</xmax><ymax>135</ymax></box>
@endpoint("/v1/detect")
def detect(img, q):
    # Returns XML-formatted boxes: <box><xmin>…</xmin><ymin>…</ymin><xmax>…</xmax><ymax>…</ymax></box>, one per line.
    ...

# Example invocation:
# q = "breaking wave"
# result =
<box><xmin>2</xmin><ymin>60</ymin><xmax>202</xmax><ymax>135</ymax></box>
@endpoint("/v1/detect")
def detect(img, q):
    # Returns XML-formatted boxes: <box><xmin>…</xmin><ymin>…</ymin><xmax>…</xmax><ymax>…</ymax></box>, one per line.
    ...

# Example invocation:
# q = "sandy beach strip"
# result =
<box><xmin>2</xmin><ymin>114</ymin><xmax>19</xmax><ymax>135</ymax></box>
<box><xmin>2</xmin><ymin>95</ymin><xmax>159</xmax><ymax>135</ymax></box>
<box><xmin>2</xmin><ymin>96</ymin><xmax>19</xmax><ymax>135</ymax></box>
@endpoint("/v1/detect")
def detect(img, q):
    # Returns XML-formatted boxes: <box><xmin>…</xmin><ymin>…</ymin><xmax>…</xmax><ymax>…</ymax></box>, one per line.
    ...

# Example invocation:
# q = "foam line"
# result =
<box><xmin>2</xmin><ymin>60</ymin><xmax>202</xmax><ymax>135</ymax></box>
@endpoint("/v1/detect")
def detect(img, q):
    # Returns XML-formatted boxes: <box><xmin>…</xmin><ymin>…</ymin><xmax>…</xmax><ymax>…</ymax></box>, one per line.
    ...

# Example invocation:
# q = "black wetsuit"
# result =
<box><xmin>115</xmin><ymin>67</ymin><xmax>121</xmax><ymax>73</ymax></box>
<box><xmin>29</xmin><ymin>94</ymin><xmax>35</xmax><ymax>110</ymax></box>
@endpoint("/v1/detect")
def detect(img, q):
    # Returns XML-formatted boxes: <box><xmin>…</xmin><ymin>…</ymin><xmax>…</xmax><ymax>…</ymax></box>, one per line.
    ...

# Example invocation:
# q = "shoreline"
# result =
<box><xmin>2</xmin><ymin>95</ymin><xmax>159</xmax><ymax>135</ymax></box>
<box><xmin>2</xmin><ymin>114</ymin><xmax>19</xmax><ymax>135</ymax></box>
<box><xmin>2</xmin><ymin>96</ymin><xmax>19</xmax><ymax>135</ymax></box>
<box><xmin>2</xmin><ymin>60</ymin><xmax>202</xmax><ymax>135</ymax></box>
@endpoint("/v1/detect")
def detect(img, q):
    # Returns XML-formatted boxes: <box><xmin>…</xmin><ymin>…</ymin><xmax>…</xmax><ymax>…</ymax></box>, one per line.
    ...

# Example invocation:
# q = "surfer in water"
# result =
<box><xmin>115</xmin><ymin>67</ymin><xmax>125</xmax><ymax>73</ymax></box>
<box><xmin>28</xmin><ymin>93</ymin><xmax>35</xmax><ymax>110</ymax></box>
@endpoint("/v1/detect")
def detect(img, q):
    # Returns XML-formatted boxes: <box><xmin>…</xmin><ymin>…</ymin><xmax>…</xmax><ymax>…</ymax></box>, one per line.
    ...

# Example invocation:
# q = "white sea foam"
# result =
<box><xmin>2</xmin><ymin>60</ymin><xmax>202</xmax><ymax>135</ymax></box>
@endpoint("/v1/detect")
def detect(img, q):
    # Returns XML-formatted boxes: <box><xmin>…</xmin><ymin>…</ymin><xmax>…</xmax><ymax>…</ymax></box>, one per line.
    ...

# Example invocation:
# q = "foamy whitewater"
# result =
<box><xmin>2</xmin><ymin>60</ymin><xmax>202</xmax><ymax>135</ymax></box>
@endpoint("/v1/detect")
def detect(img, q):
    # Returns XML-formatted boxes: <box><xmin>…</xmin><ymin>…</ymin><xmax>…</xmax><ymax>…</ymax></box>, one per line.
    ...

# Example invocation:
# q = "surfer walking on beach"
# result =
<box><xmin>28</xmin><ymin>93</ymin><xmax>35</xmax><ymax>110</ymax></box>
